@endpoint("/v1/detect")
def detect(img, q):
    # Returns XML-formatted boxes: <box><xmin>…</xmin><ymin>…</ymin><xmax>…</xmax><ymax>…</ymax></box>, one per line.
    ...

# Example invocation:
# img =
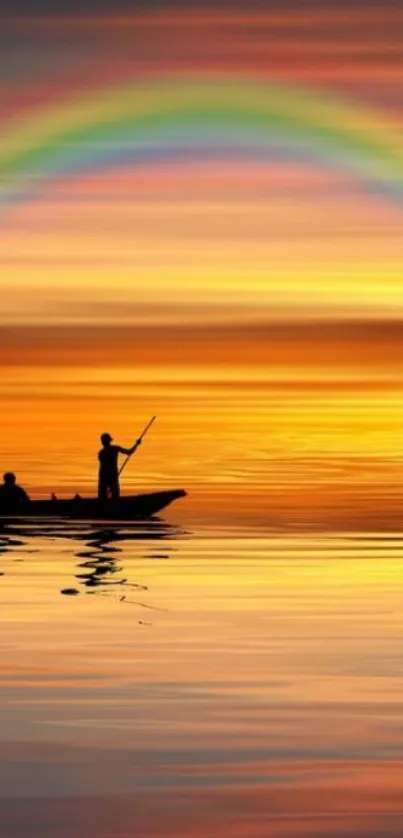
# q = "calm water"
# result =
<box><xmin>1</xmin><ymin>516</ymin><xmax>403</xmax><ymax>837</ymax></box>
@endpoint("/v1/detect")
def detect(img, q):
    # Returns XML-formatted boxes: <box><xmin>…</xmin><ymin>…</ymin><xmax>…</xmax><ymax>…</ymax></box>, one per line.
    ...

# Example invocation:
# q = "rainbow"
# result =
<box><xmin>1</xmin><ymin>77</ymin><xmax>402</xmax><ymax>208</ymax></box>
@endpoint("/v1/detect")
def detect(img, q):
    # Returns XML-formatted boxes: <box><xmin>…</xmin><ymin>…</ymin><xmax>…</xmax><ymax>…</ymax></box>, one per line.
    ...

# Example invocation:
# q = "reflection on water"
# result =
<box><xmin>1</xmin><ymin>522</ymin><xmax>403</xmax><ymax>836</ymax></box>
<box><xmin>0</xmin><ymin>518</ymin><xmax>182</xmax><ymax>608</ymax></box>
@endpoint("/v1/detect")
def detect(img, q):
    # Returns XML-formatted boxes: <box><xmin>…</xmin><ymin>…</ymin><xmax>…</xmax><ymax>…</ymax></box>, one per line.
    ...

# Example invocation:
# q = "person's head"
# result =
<box><xmin>3</xmin><ymin>472</ymin><xmax>16</xmax><ymax>485</ymax></box>
<box><xmin>101</xmin><ymin>432</ymin><xmax>113</xmax><ymax>447</ymax></box>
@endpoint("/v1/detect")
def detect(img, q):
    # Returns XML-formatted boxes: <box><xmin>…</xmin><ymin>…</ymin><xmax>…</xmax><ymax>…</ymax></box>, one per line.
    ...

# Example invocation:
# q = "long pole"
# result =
<box><xmin>119</xmin><ymin>416</ymin><xmax>156</xmax><ymax>476</ymax></box>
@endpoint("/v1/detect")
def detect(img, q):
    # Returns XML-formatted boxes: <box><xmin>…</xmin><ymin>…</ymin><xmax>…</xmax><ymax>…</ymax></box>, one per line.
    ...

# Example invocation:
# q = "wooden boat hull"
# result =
<box><xmin>0</xmin><ymin>490</ymin><xmax>187</xmax><ymax>521</ymax></box>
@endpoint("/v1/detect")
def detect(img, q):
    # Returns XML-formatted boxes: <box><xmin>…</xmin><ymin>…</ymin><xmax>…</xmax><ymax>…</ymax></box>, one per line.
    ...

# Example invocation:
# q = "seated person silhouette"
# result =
<box><xmin>0</xmin><ymin>472</ymin><xmax>30</xmax><ymax>511</ymax></box>
<box><xmin>98</xmin><ymin>433</ymin><xmax>140</xmax><ymax>502</ymax></box>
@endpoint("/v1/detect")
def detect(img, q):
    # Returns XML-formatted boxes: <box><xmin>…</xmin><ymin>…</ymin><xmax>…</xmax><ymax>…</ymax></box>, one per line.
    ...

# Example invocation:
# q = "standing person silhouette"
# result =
<box><xmin>98</xmin><ymin>433</ymin><xmax>140</xmax><ymax>502</ymax></box>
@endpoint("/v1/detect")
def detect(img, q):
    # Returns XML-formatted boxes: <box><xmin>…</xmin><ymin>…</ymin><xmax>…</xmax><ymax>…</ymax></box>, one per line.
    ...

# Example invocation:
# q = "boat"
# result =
<box><xmin>0</xmin><ymin>490</ymin><xmax>187</xmax><ymax>521</ymax></box>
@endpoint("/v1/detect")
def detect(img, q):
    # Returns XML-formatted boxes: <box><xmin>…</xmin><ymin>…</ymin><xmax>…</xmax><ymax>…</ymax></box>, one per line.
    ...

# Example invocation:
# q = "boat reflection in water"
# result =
<box><xmin>0</xmin><ymin>517</ymin><xmax>186</xmax><ymax>606</ymax></box>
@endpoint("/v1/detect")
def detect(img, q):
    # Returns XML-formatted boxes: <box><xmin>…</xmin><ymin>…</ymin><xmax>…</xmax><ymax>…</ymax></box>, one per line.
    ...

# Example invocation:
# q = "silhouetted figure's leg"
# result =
<box><xmin>98</xmin><ymin>476</ymin><xmax>108</xmax><ymax>501</ymax></box>
<box><xmin>109</xmin><ymin>476</ymin><xmax>120</xmax><ymax>502</ymax></box>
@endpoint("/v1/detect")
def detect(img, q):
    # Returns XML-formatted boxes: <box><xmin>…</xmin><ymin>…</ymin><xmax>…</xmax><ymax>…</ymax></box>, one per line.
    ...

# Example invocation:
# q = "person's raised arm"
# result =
<box><xmin>129</xmin><ymin>438</ymin><xmax>142</xmax><ymax>455</ymax></box>
<box><xmin>118</xmin><ymin>440</ymin><xmax>142</xmax><ymax>456</ymax></box>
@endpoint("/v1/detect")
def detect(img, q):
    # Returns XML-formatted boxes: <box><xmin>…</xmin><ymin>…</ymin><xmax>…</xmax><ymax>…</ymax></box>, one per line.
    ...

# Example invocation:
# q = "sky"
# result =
<box><xmin>0</xmin><ymin>2</ymin><xmax>402</xmax><ymax>521</ymax></box>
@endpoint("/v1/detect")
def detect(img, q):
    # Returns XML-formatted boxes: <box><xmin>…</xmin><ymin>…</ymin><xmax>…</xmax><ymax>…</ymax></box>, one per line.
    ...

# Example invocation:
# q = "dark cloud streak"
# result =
<box><xmin>2</xmin><ymin>0</ymin><xmax>397</xmax><ymax>18</ymax></box>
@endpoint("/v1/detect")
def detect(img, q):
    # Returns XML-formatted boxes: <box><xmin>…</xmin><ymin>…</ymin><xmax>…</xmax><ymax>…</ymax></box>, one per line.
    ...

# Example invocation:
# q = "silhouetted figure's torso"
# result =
<box><xmin>0</xmin><ymin>483</ymin><xmax>29</xmax><ymax>511</ymax></box>
<box><xmin>98</xmin><ymin>445</ymin><xmax>125</xmax><ymax>501</ymax></box>
<box><xmin>98</xmin><ymin>445</ymin><xmax>122</xmax><ymax>474</ymax></box>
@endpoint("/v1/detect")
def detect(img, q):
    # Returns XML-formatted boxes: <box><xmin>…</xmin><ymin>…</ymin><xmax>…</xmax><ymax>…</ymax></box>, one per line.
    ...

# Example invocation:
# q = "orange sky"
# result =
<box><xmin>1</xmin><ymin>5</ymin><xmax>402</xmax><ymax>523</ymax></box>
